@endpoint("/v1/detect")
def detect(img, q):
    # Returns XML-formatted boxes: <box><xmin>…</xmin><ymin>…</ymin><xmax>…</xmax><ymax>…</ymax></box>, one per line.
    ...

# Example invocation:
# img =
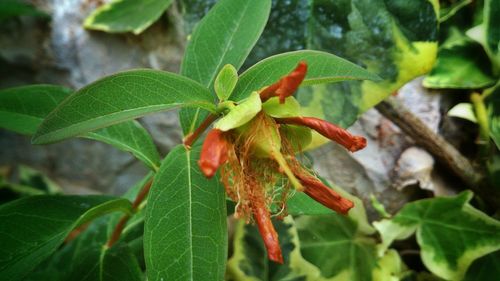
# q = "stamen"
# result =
<box><xmin>275</xmin><ymin>117</ymin><xmax>367</xmax><ymax>152</ymax></box>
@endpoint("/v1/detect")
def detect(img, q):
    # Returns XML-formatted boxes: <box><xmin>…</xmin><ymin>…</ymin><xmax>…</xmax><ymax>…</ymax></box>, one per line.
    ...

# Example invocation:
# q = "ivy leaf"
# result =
<box><xmin>214</xmin><ymin>64</ymin><xmax>238</xmax><ymax>102</ymax></box>
<box><xmin>32</xmin><ymin>70</ymin><xmax>216</xmax><ymax>144</ymax></box>
<box><xmin>0</xmin><ymin>195</ymin><xmax>132</xmax><ymax>281</ymax></box>
<box><xmin>296</xmin><ymin>214</ymin><xmax>378</xmax><ymax>280</ymax></box>
<box><xmin>84</xmin><ymin>0</ymin><xmax>174</xmax><ymax>34</ymax></box>
<box><xmin>144</xmin><ymin>145</ymin><xmax>227</xmax><ymax>281</ymax></box>
<box><xmin>423</xmin><ymin>30</ymin><xmax>496</xmax><ymax>89</ymax></box>
<box><xmin>0</xmin><ymin>85</ymin><xmax>161</xmax><ymax>171</ymax></box>
<box><xmin>463</xmin><ymin>250</ymin><xmax>500</xmax><ymax>281</ymax></box>
<box><xmin>179</xmin><ymin>0</ymin><xmax>271</xmax><ymax>135</ymax></box>
<box><xmin>230</xmin><ymin>50</ymin><xmax>380</xmax><ymax>102</ymax></box>
<box><xmin>226</xmin><ymin>216</ymin><xmax>319</xmax><ymax>281</ymax></box>
<box><xmin>214</xmin><ymin>91</ymin><xmax>262</xmax><ymax>131</ymax></box>
<box><xmin>374</xmin><ymin>191</ymin><xmax>500</xmax><ymax>280</ymax></box>
<box><xmin>448</xmin><ymin>103</ymin><xmax>477</xmax><ymax>123</ymax></box>
<box><xmin>235</xmin><ymin>0</ymin><xmax>438</xmax><ymax>131</ymax></box>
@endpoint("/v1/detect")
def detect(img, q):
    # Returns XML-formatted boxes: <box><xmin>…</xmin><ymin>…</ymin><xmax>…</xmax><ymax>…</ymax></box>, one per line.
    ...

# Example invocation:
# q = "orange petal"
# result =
<box><xmin>260</xmin><ymin>61</ymin><xmax>307</xmax><ymax>103</ymax></box>
<box><xmin>296</xmin><ymin>173</ymin><xmax>354</xmax><ymax>214</ymax></box>
<box><xmin>252</xmin><ymin>200</ymin><xmax>283</xmax><ymax>263</ymax></box>
<box><xmin>198</xmin><ymin>129</ymin><xmax>229</xmax><ymax>178</ymax></box>
<box><xmin>275</xmin><ymin>117</ymin><xmax>366</xmax><ymax>152</ymax></box>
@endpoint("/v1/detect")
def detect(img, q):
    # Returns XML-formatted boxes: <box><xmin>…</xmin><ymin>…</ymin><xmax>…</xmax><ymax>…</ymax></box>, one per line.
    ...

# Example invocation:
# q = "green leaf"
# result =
<box><xmin>463</xmin><ymin>250</ymin><xmax>500</xmax><ymax>281</ymax></box>
<box><xmin>448</xmin><ymin>103</ymin><xmax>477</xmax><ymax>123</ymax></box>
<box><xmin>239</xmin><ymin>0</ymin><xmax>438</xmax><ymax>131</ymax></box>
<box><xmin>374</xmin><ymin>191</ymin><xmax>500</xmax><ymax>280</ymax></box>
<box><xmin>226</xmin><ymin>216</ymin><xmax>319</xmax><ymax>281</ymax></box>
<box><xmin>86</xmin><ymin>122</ymin><xmax>161</xmax><ymax>171</ymax></box>
<box><xmin>0</xmin><ymin>0</ymin><xmax>48</xmax><ymax>22</ymax></box>
<box><xmin>0</xmin><ymin>195</ymin><xmax>132</xmax><ymax>281</ymax></box>
<box><xmin>439</xmin><ymin>0</ymin><xmax>473</xmax><ymax>22</ymax></box>
<box><xmin>484</xmin><ymin>0</ymin><xmax>500</xmax><ymax>73</ymax></box>
<box><xmin>179</xmin><ymin>0</ymin><xmax>271</xmax><ymax>135</ymax></box>
<box><xmin>32</xmin><ymin>70</ymin><xmax>216</xmax><ymax>144</ymax></box>
<box><xmin>26</xmin><ymin>216</ymin><xmax>143</xmax><ymax>281</ymax></box>
<box><xmin>423</xmin><ymin>31</ymin><xmax>496</xmax><ymax>89</ymax></box>
<box><xmin>0</xmin><ymin>85</ymin><xmax>161</xmax><ymax>170</ymax></box>
<box><xmin>144</xmin><ymin>145</ymin><xmax>227</xmax><ymax>281</ymax></box>
<box><xmin>262</xmin><ymin>97</ymin><xmax>301</xmax><ymax>118</ymax></box>
<box><xmin>296</xmin><ymin>214</ymin><xmax>379</xmax><ymax>280</ymax></box>
<box><xmin>214</xmin><ymin>91</ymin><xmax>261</xmax><ymax>131</ymax></box>
<box><xmin>231</xmin><ymin>50</ymin><xmax>380</xmax><ymax>102</ymax></box>
<box><xmin>84</xmin><ymin>0</ymin><xmax>173</xmax><ymax>34</ymax></box>
<box><xmin>214</xmin><ymin>64</ymin><xmax>238</xmax><ymax>102</ymax></box>
<box><xmin>18</xmin><ymin>165</ymin><xmax>62</xmax><ymax>194</ymax></box>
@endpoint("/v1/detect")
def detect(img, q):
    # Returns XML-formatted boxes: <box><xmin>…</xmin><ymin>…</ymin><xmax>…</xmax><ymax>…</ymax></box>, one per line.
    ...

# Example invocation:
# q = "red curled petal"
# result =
<box><xmin>252</xmin><ymin>201</ymin><xmax>283</xmax><ymax>264</ymax></box>
<box><xmin>198</xmin><ymin>129</ymin><xmax>229</xmax><ymax>178</ymax></box>
<box><xmin>275</xmin><ymin>117</ymin><xmax>367</xmax><ymax>152</ymax></box>
<box><xmin>260</xmin><ymin>61</ymin><xmax>308</xmax><ymax>103</ymax></box>
<box><xmin>296</xmin><ymin>173</ymin><xmax>354</xmax><ymax>214</ymax></box>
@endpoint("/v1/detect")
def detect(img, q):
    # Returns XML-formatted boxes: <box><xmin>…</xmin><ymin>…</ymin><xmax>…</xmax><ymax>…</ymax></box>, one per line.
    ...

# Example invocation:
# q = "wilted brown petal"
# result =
<box><xmin>252</xmin><ymin>199</ymin><xmax>283</xmax><ymax>264</ymax></box>
<box><xmin>260</xmin><ymin>61</ymin><xmax>308</xmax><ymax>103</ymax></box>
<box><xmin>275</xmin><ymin>117</ymin><xmax>367</xmax><ymax>152</ymax></box>
<box><xmin>198</xmin><ymin>129</ymin><xmax>229</xmax><ymax>178</ymax></box>
<box><xmin>296</xmin><ymin>173</ymin><xmax>354</xmax><ymax>214</ymax></box>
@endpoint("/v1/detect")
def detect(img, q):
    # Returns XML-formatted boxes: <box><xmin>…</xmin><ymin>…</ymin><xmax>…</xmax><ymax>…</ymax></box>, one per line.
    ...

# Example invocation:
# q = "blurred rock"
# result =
<box><xmin>0</xmin><ymin>0</ymin><xmax>186</xmax><ymax>194</ymax></box>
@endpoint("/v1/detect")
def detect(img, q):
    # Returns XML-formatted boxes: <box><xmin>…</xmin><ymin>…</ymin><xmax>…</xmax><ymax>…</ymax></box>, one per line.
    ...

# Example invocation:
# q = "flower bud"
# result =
<box><xmin>252</xmin><ymin>199</ymin><xmax>283</xmax><ymax>263</ymax></box>
<box><xmin>198</xmin><ymin>129</ymin><xmax>229</xmax><ymax>178</ymax></box>
<box><xmin>260</xmin><ymin>61</ymin><xmax>308</xmax><ymax>103</ymax></box>
<box><xmin>296</xmin><ymin>173</ymin><xmax>354</xmax><ymax>214</ymax></box>
<box><xmin>275</xmin><ymin>117</ymin><xmax>366</xmax><ymax>152</ymax></box>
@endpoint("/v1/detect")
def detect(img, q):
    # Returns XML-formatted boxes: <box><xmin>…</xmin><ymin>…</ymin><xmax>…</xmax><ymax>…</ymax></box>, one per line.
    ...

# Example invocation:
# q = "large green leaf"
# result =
<box><xmin>0</xmin><ymin>85</ymin><xmax>161</xmax><ymax>170</ymax></box>
<box><xmin>179</xmin><ymin>0</ymin><xmax>271</xmax><ymax>135</ymax></box>
<box><xmin>424</xmin><ymin>31</ymin><xmax>496</xmax><ymax>89</ymax></box>
<box><xmin>144</xmin><ymin>145</ymin><xmax>227</xmax><ymax>281</ymax></box>
<box><xmin>230</xmin><ymin>50</ymin><xmax>381</xmax><ymax>102</ymax></box>
<box><xmin>26</xmin><ymin>216</ymin><xmax>143</xmax><ymax>281</ymax></box>
<box><xmin>0</xmin><ymin>195</ymin><xmax>132</xmax><ymax>281</ymax></box>
<box><xmin>374</xmin><ymin>191</ymin><xmax>500</xmax><ymax>280</ymax></box>
<box><xmin>32</xmin><ymin>70</ymin><xmax>216</xmax><ymax>144</ymax></box>
<box><xmin>84</xmin><ymin>0</ymin><xmax>174</xmax><ymax>34</ymax></box>
<box><xmin>300</xmin><ymin>0</ymin><xmax>438</xmax><ymax>128</ymax></box>
<box><xmin>236</xmin><ymin>0</ymin><xmax>438</xmax><ymax>129</ymax></box>
<box><xmin>484</xmin><ymin>0</ymin><xmax>500</xmax><ymax>74</ymax></box>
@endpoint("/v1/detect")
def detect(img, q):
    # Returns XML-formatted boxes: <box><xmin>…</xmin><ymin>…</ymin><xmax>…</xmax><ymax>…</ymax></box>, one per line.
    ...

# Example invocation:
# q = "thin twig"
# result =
<box><xmin>183</xmin><ymin>114</ymin><xmax>219</xmax><ymax>148</ymax></box>
<box><xmin>106</xmin><ymin>178</ymin><xmax>153</xmax><ymax>248</ymax></box>
<box><xmin>376</xmin><ymin>97</ymin><xmax>500</xmax><ymax>208</ymax></box>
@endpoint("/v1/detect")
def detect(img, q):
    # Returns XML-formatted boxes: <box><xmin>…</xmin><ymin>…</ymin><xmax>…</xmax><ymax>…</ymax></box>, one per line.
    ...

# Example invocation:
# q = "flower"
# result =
<box><xmin>195</xmin><ymin>62</ymin><xmax>367</xmax><ymax>263</ymax></box>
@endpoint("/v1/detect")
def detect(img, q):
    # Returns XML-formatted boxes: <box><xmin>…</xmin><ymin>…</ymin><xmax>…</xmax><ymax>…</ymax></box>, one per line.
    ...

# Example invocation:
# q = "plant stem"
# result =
<box><xmin>106</xmin><ymin>178</ymin><xmax>153</xmax><ymax>248</ymax></box>
<box><xmin>183</xmin><ymin>114</ymin><xmax>219</xmax><ymax>148</ymax></box>
<box><xmin>470</xmin><ymin>92</ymin><xmax>491</xmax><ymax>157</ymax></box>
<box><xmin>376</xmin><ymin>97</ymin><xmax>500</xmax><ymax>208</ymax></box>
